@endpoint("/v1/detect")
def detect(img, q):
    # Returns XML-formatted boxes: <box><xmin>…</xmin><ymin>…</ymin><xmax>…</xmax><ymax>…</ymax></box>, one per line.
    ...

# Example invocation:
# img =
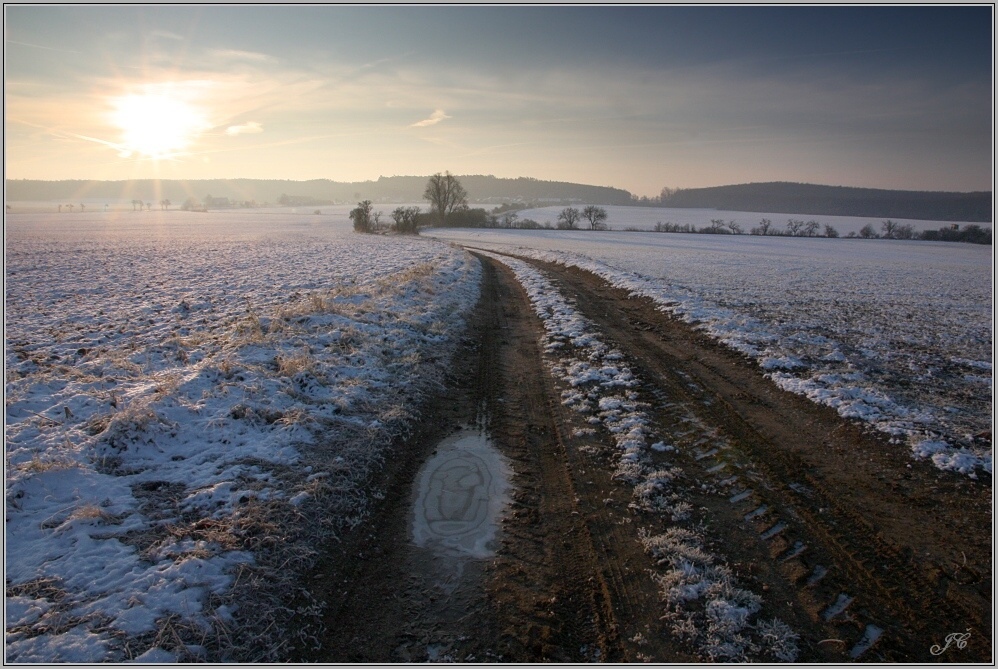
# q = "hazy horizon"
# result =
<box><xmin>5</xmin><ymin>6</ymin><xmax>993</xmax><ymax>198</ymax></box>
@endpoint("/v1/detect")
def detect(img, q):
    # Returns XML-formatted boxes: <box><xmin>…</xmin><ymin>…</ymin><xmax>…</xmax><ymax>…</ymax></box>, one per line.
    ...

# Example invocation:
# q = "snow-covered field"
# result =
<box><xmin>5</xmin><ymin>211</ymin><xmax>481</xmax><ymax>661</ymax></box>
<box><xmin>429</xmin><ymin>227</ymin><xmax>993</xmax><ymax>476</ymax></box>
<box><xmin>513</xmin><ymin>204</ymin><xmax>977</xmax><ymax>237</ymax></box>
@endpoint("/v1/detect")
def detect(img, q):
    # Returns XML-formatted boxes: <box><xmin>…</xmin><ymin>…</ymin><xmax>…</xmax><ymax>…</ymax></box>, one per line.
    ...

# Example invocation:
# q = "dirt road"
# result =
<box><xmin>298</xmin><ymin>252</ymin><xmax>991</xmax><ymax>662</ymax></box>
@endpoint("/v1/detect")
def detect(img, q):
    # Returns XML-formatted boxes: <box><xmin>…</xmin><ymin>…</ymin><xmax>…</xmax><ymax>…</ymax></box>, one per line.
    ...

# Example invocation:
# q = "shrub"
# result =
<box><xmin>349</xmin><ymin>201</ymin><xmax>373</xmax><ymax>233</ymax></box>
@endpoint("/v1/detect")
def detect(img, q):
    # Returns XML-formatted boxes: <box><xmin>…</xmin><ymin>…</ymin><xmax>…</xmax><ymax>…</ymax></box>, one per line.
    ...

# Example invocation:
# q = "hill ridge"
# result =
<box><xmin>6</xmin><ymin>177</ymin><xmax>991</xmax><ymax>222</ymax></box>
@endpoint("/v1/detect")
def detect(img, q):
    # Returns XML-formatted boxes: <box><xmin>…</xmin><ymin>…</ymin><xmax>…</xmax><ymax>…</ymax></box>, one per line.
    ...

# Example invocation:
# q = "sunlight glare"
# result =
<box><xmin>112</xmin><ymin>93</ymin><xmax>209</xmax><ymax>159</ymax></box>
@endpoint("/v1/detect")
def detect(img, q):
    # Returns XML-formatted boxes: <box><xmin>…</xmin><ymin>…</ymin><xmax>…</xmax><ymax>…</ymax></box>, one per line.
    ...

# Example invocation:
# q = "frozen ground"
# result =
<box><xmin>429</xmin><ymin>228</ymin><xmax>993</xmax><ymax>476</ymax></box>
<box><xmin>5</xmin><ymin>210</ymin><xmax>481</xmax><ymax>661</ymax></box>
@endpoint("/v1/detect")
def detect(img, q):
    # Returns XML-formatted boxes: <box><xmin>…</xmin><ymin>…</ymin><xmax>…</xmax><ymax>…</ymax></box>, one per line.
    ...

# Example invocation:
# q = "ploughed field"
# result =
<box><xmin>5</xmin><ymin>210</ymin><xmax>991</xmax><ymax>662</ymax></box>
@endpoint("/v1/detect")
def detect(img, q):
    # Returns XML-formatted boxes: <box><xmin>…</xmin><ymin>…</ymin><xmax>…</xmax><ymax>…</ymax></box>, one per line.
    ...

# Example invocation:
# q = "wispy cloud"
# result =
<box><xmin>210</xmin><ymin>48</ymin><xmax>276</xmax><ymax>63</ymax></box>
<box><xmin>4</xmin><ymin>39</ymin><xmax>81</xmax><ymax>55</ymax></box>
<box><xmin>411</xmin><ymin>109</ymin><xmax>451</xmax><ymax>128</ymax></box>
<box><xmin>150</xmin><ymin>30</ymin><xmax>185</xmax><ymax>41</ymax></box>
<box><xmin>226</xmin><ymin>121</ymin><xmax>263</xmax><ymax>136</ymax></box>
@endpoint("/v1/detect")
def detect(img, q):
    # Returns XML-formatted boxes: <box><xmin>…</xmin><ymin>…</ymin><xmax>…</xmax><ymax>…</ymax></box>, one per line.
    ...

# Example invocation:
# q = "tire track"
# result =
<box><xmin>302</xmin><ymin>249</ymin><xmax>988</xmax><ymax>663</ymax></box>
<box><xmin>515</xmin><ymin>255</ymin><xmax>991</xmax><ymax>662</ymax></box>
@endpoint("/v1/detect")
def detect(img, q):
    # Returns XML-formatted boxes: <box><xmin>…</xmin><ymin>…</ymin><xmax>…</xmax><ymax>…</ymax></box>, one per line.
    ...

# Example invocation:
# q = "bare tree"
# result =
<box><xmin>391</xmin><ymin>206</ymin><xmax>421</xmax><ymax>234</ymax></box>
<box><xmin>80</xmin><ymin>203</ymin><xmax>85</xmax><ymax>213</ymax></box>
<box><xmin>557</xmin><ymin>207</ymin><xmax>581</xmax><ymax>230</ymax></box>
<box><xmin>823</xmin><ymin>224</ymin><xmax>840</xmax><ymax>238</ymax></box>
<box><xmin>423</xmin><ymin>172</ymin><xmax>468</xmax><ymax>226</ymax></box>
<box><xmin>786</xmin><ymin>219</ymin><xmax>805</xmax><ymax>236</ymax></box>
<box><xmin>859</xmin><ymin>223</ymin><xmax>878</xmax><ymax>238</ymax></box>
<box><xmin>803</xmin><ymin>220</ymin><xmax>821</xmax><ymax>237</ymax></box>
<box><xmin>881</xmin><ymin>220</ymin><xmax>899</xmax><ymax>239</ymax></box>
<box><xmin>727</xmin><ymin>220</ymin><xmax>743</xmax><ymax>235</ymax></box>
<box><xmin>582</xmin><ymin>205</ymin><xmax>609</xmax><ymax>230</ymax></box>
<box><xmin>751</xmin><ymin>218</ymin><xmax>773</xmax><ymax>235</ymax></box>
<box><xmin>705</xmin><ymin>219</ymin><xmax>729</xmax><ymax>234</ymax></box>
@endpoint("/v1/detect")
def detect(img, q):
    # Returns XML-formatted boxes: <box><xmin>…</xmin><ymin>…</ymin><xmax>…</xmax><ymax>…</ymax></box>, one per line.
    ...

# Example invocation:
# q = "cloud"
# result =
<box><xmin>226</xmin><ymin>121</ymin><xmax>263</xmax><ymax>136</ymax></box>
<box><xmin>150</xmin><ymin>30</ymin><xmax>185</xmax><ymax>41</ymax></box>
<box><xmin>411</xmin><ymin>109</ymin><xmax>451</xmax><ymax>127</ymax></box>
<box><xmin>210</xmin><ymin>48</ymin><xmax>276</xmax><ymax>63</ymax></box>
<box><xmin>5</xmin><ymin>39</ymin><xmax>81</xmax><ymax>54</ymax></box>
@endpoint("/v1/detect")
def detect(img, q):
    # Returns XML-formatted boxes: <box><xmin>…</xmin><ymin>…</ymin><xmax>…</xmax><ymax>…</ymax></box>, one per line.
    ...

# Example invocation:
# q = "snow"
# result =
<box><xmin>430</xmin><ymin>226</ymin><xmax>992</xmax><ymax>476</ymax></box>
<box><xmin>5</xmin><ymin>210</ymin><xmax>482</xmax><ymax>661</ymax></box>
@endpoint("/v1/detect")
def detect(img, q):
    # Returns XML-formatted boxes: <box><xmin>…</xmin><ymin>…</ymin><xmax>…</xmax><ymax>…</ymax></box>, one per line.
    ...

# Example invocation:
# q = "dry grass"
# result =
<box><xmin>39</xmin><ymin>503</ymin><xmax>124</xmax><ymax>532</ymax></box>
<box><xmin>375</xmin><ymin>261</ymin><xmax>435</xmax><ymax>292</ymax></box>
<box><xmin>16</xmin><ymin>454</ymin><xmax>81</xmax><ymax>475</ymax></box>
<box><xmin>235</xmin><ymin>313</ymin><xmax>266</xmax><ymax>343</ymax></box>
<box><xmin>275</xmin><ymin>349</ymin><xmax>316</xmax><ymax>377</ymax></box>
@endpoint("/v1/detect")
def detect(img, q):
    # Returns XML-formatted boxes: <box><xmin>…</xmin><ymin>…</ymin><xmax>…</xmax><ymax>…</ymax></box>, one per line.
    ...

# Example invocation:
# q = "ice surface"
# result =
<box><xmin>411</xmin><ymin>428</ymin><xmax>511</xmax><ymax>559</ymax></box>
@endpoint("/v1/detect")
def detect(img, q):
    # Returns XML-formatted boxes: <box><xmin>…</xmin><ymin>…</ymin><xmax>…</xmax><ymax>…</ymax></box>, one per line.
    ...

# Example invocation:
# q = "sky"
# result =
<box><xmin>4</xmin><ymin>5</ymin><xmax>994</xmax><ymax>197</ymax></box>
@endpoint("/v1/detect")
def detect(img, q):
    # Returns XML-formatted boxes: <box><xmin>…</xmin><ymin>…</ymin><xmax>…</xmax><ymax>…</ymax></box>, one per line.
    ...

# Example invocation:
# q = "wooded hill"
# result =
<box><xmin>6</xmin><ymin>177</ymin><xmax>991</xmax><ymax>222</ymax></box>
<box><xmin>659</xmin><ymin>182</ymin><xmax>992</xmax><ymax>222</ymax></box>
<box><xmin>4</xmin><ymin>175</ymin><xmax>633</xmax><ymax>208</ymax></box>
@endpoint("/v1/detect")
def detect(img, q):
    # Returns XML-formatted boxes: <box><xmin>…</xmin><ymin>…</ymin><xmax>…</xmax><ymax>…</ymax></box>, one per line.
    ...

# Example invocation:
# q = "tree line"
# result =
<box><xmin>349</xmin><ymin>174</ymin><xmax>990</xmax><ymax>244</ymax></box>
<box><xmin>647</xmin><ymin>217</ymin><xmax>991</xmax><ymax>244</ymax></box>
<box><xmin>351</xmin><ymin>172</ymin><xmax>612</xmax><ymax>235</ymax></box>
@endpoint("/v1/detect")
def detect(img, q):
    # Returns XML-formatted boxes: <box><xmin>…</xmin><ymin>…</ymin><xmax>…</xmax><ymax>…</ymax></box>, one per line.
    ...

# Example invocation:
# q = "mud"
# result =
<box><xmin>294</xmin><ymin>250</ymin><xmax>991</xmax><ymax>663</ymax></box>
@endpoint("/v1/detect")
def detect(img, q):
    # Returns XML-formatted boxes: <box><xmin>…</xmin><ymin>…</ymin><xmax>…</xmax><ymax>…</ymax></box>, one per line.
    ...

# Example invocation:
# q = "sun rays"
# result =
<box><xmin>111</xmin><ymin>93</ymin><xmax>210</xmax><ymax>159</ymax></box>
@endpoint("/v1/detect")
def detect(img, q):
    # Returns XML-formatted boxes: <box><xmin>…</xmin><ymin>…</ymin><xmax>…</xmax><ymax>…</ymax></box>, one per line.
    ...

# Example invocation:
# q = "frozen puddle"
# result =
<box><xmin>412</xmin><ymin>427</ymin><xmax>511</xmax><ymax>559</ymax></box>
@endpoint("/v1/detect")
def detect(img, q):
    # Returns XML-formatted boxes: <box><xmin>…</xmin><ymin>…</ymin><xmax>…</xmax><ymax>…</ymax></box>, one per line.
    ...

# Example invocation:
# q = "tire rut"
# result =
<box><xmin>301</xmin><ymin>253</ymin><xmax>637</xmax><ymax>662</ymax></box>
<box><xmin>516</xmin><ymin>256</ymin><xmax>991</xmax><ymax>662</ymax></box>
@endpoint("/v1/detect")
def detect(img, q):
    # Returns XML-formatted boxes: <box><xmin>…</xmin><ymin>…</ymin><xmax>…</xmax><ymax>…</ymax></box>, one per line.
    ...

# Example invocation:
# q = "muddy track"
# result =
<box><xmin>296</xmin><ymin>251</ymin><xmax>990</xmax><ymax>663</ymax></box>
<box><xmin>298</xmin><ymin>253</ymin><xmax>639</xmax><ymax>661</ymax></box>
<box><xmin>523</xmin><ymin>255</ymin><xmax>992</xmax><ymax>662</ymax></box>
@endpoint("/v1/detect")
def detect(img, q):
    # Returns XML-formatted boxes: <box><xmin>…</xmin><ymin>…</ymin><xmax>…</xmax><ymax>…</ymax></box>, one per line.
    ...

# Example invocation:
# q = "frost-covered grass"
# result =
<box><xmin>432</xmin><ymin>228</ymin><xmax>993</xmax><ymax>477</ymax></box>
<box><xmin>5</xmin><ymin>211</ymin><xmax>481</xmax><ymax>662</ymax></box>
<box><xmin>480</xmin><ymin>251</ymin><xmax>798</xmax><ymax>662</ymax></box>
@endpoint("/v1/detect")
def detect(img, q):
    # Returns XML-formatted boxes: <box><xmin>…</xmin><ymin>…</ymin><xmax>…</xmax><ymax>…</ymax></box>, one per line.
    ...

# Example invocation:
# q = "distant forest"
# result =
<box><xmin>4</xmin><ymin>175</ymin><xmax>632</xmax><ymax>208</ymax></box>
<box><xmin>6</xmin><ymin>177</ymin><xmax>991</xmax><ymax>223</ymax></box>
<box><xmin>657</xmin><ymin>182</ymin><xmax>992</xmax><ymax>223</ymax></box>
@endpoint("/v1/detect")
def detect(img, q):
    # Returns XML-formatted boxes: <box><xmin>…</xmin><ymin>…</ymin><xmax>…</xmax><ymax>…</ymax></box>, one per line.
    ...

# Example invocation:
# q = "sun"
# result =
<box><xmin>112</xmin><ymin>93</ymin><xmax>209</xmax><ymax>159</ymax></box>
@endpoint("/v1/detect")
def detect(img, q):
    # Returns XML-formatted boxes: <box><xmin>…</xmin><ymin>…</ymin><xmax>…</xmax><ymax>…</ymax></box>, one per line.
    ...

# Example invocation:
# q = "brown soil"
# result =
<box><xmin>295</xmin><ymin>251</ymin><xmax>992</xmax><ymax>663</ymax></box>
